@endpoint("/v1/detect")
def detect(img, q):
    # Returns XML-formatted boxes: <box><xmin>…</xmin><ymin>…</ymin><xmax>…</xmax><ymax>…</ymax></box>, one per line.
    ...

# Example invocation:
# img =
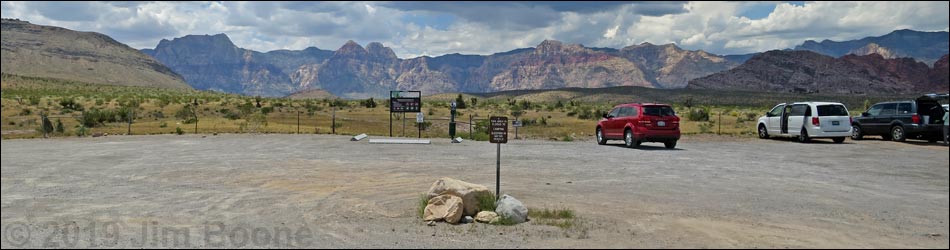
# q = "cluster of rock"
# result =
<box><xmin>421</xmin><ymin>177</ymin><xmax>527</xmax><ymax>225</ymax></box>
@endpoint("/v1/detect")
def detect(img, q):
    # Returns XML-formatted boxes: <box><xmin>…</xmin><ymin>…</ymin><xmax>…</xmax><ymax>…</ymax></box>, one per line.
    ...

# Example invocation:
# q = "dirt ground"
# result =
<box><xmin>1</xmin><ymin>134</ymin><xmax>948</xmax><ymax>248</ymax></box>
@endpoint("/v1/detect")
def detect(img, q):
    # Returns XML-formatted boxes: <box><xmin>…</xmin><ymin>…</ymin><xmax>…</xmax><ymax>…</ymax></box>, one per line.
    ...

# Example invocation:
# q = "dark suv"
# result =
<box><xmin>852</xmin><ymin>95</ymin><xmax>947</xmax><ymax>142</ymax></box>
<box><xmin>596</xmin><ymin>103</ymin><xmax>681</xmax><ymax>148</ymax></box>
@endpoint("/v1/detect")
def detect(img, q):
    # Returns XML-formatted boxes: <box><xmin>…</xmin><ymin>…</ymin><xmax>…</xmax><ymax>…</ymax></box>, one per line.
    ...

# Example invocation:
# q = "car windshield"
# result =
<box><xmin>643</xmin><ymin>105</ymin><xmax>675</xmax><ymax>117</ymax></box>
<box><xmin>817</xmin><ymin>105</ymin><xmax>848</xmax><ymax>116</ymax></box>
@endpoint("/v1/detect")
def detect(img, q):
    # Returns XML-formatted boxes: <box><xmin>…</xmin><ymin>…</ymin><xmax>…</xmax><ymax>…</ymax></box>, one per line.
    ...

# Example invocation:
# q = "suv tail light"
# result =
<box><xmin>911</xmin><ymin>114</ymin><xmax>921</xmax><ymax>124</ymax></box>
<box><xmin>812</xmin><ymin>117</ymin><xmax>820</xmax><ymax>126</ymax></box>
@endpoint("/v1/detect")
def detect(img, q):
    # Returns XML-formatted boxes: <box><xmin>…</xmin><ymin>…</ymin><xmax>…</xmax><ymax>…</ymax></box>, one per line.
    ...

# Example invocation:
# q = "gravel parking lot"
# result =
<box><xmin>2</xmin><ymin>134</ymin><xmax>948</xmax><ymax>248</ymax></box>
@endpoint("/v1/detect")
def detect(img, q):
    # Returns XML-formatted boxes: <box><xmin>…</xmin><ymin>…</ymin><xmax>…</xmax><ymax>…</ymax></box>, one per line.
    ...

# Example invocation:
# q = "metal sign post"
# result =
<box><xmin>489</xmin><ymin>116</ymin><xmax>508</xmax><ymax>200</ymax></box>
<box><xmin>416</xmin><ymin>113</ymin><xmax>424</xmax><ymax>138</ymax></box>
<box><xmin>390</xmin><ymin>91</ymin><xmax>422</xmax><ymax>137</ymax></box>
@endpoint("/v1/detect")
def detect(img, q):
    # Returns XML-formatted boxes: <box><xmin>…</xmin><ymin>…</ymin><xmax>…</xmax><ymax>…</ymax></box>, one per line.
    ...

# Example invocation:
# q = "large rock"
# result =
<box><xmin>422</xmin><ymin>195</ymin><xmax>463</xmax><ymax>224</ymax></box>
<box><xmin>475</xmin><ymin>211</ymin><xmax>500</xmax><ymax>224</ymax></box>
<box><xmin>426</xmin><ymin>177</ymin><xmax>491</xmax><ymax>216</ymax></box>
<box><xmin>495</xmin><ymin>194</ymin><xmax>528</xmax><ymax>224</ymax></box>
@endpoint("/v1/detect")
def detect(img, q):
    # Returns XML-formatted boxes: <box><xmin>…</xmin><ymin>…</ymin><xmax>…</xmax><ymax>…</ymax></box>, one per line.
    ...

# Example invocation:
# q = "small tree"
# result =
<box><xmin>470</xmin><ymin>97</ymin><xmax>478</xmax><ymax>107</ymax></box>
<box><xmin>40</xmin><ymin>114</ymin><xmax>54</xmax><ymax>138</ymax></box>
<box><xmin>455</xmin><ymin>94</ymin><xmax>467</xmax><ymax>109</ymax></box>
<box><xmin>55</xmin><ymin>119</ymin><xmax>65</xmax><ymax>134</ymax></box>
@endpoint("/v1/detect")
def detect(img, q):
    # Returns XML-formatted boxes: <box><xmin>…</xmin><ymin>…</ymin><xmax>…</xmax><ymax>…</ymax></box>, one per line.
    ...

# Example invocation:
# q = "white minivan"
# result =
<box><xmin>757</xmin><ymin>102</ymin><xmax>852</xmax><ymax>143</ymax></box>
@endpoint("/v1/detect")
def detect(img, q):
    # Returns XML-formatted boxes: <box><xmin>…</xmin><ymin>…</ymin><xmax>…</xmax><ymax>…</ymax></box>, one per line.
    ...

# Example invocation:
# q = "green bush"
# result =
<box><xmin>55</xmin><ymin>119</ymin><xmax>64</xmax><ymax>134</ymax></box>
<box><xmin>688</xmin><ymin>108</ymin><xmax>710</xmax><ymax>122</ymax></box>
<box><xmin>175</xmin><ymin>127</ymin><xmax>184</xmax><ymax>135</ymax></box>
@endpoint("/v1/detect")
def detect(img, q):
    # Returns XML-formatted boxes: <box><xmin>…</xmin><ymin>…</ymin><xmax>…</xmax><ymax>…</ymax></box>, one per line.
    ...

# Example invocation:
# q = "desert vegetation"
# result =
<box><xmin>1</xmin><ymin>73</ymin><xmax>904</xmax><ymax>140</ymax></box>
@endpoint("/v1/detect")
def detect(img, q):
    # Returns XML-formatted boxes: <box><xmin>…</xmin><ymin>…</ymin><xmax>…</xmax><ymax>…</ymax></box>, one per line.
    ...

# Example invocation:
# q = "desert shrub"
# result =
<box><xmin>54</xmin><ymin>119</ymin><xmax>64</xmax><ymax>134</ymax></box>
<box><xmin>688</xmin><ymin>108</ymin><xmax>710</xmax><ymax>122</ymax></box>
<box><xmin>261</xmin><ymin>106</ymin><xmax>274</xmax><ymax>115</ymax></box>
<box><xmin>19</xmin><ymin>108</ymin><xmax>31</xmax><ymax>116</ymax></box>
<box><xmin>59</xmin><ymin>98</ymin><xmax>84</xmax><ymax>111</ymax></box>
<box><xmin>175</xmin><ymin>127</ymin><xmax>184</xmax><ymax>135</ymax></box>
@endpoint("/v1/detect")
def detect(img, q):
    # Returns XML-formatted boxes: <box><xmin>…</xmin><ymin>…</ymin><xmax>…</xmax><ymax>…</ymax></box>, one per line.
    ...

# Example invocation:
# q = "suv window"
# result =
<box><xmin>867</xmin><ymin>104</ymin><xmax>884</xmax><ymax>116</ymax></box>
<box><xmin>897</xmin><ymin>103</ymin><xmax>913</xmax><ymax>114</ymax></box>
<box><xmin>618</xmin><ymin>107</ymin><xmax>637</xmax><ymax>117</ymax></box>
<box><xmin>608</xmin><ymin>108</ymin><xmax>621</xmax><ymax>118</ymax></box>
<box><xmin>817</xmin><ymin>105</ymin><xmax>849</xmax><ymax>116</ymax></box>
<box><xmin>881</xmin><ymin>103</ymin><xmax>898</xmax><ymax>115</ymax></box>
<box><xmin>789</xmin><ymin>104</ymin><xmax>808</xmax><ymax>116</ymax></box>
<box><xmin>768</xmin><ymin>105</ymin><xmax>785</xmax><ymax>117</ymax></box>
<box><xmin>643</xmin><ymin>106</ymin><xmax>675</xmax><ymax>116</ymax></box>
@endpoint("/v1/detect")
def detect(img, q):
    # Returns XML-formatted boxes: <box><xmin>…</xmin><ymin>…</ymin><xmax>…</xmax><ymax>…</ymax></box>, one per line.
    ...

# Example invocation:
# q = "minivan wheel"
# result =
<box><xmin>758</xmin><ymin>125</ymin><xmax>769</xmax><ymax>139</ymax></box>
<box><xmin>851</xmin><ymin>125</ymin><xmax>863</xmax><ymax>140</ymax></box>
<box><xmin>596</xmin><ymin>128</ymin><xmax>607</xmax><ymax>145</ymax></box>
<box><xmin>891</xmin><ymin>126</ymin><xmax>906</xmax><ymax>142</ymax></box>
<box><xmin>664</xmin><ymin>140</ymin><xmax>677</xmax><ymax>149</ymax></box>
<box><xmin>833</xmin><ymin>137</ymin><xmax>846</xmax><ymax>144</ymax></box>
<box><xmin>798</xmin><ymin>129</ymin><xmax>810</xmax><ymax>143</ymax></box>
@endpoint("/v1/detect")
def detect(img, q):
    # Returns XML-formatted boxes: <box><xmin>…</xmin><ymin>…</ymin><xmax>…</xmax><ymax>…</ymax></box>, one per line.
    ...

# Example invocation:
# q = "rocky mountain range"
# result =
<box><xmin>144</xmin><ymin>35</ymin><xmax>740</xmax><ymax>98</ymax></box>
<box><xmin>4</xmin><ymin>18</ymin><xmax>947</xmax><ymax>98</ymax></box>
<box><xmin>687</xmin><ymin>51</ymin><xmax>950</xmax><ymax>95</ymax></box>
<box><xmin>794</xmin><ymin>29</ymin><xmax>949</xmax><ymax>65</ymax></box>
<box><xmin>0</xmin><ymin>18</ymin><xmax>189</xmax><ymax>89</ymax></box>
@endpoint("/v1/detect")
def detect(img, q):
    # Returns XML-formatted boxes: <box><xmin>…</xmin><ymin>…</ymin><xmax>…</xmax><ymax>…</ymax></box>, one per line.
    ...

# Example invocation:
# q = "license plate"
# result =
<box><xmin>832</xmin><ymin>121</ymin><xmax>840</xmax><ymax>126</ymax></box>
<box><xmin>657</xmin><ymin>121</ymin><xmax>666</xmax><ymax>127</ymax></box>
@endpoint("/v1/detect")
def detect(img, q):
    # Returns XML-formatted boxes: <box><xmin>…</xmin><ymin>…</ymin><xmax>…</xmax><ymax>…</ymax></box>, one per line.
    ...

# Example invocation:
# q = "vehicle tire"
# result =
<box><xmin>851</xmin><ymin>125</ymin><xmax>863</xmax><ymax>140</ymax></box>
<box><xmin>596</xmin><ymin>127</ymin><xmax>607</xmax><ymax>145</ymax></box>
<box><xmin>833</xmin><ymin>137</ymin><xmax>846</xmax><ymax>144</ymax></box>
<box><xmin>664</xmin><ymin>140</ymin><xmax>677</xmax><ymax>149</ymax></box>
<box><xmin>624</xmin><ymin>129</ymin><xmax>638</xmax><ymax>148</ymax></box>
<box><xmin>798</xmin><ymin>128</ymin><xmax>810</xmax><ymax>143</ymax></box>
<box><xmin>890</xmin><ymin>126</ymin><xmax>906</xmax><ymax>142</ymax></box>
<box><xmin>758</xmin><ymin>125</ymin><xmax>770</xmax><ymax>139</ymax></box>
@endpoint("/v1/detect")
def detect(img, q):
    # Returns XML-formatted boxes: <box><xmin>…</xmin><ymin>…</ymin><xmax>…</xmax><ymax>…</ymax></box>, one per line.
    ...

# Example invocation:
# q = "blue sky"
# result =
<box><xmin>2</xmin><ymin>1</ymin><xmax>947</xmax><ymax>58</ymax></box>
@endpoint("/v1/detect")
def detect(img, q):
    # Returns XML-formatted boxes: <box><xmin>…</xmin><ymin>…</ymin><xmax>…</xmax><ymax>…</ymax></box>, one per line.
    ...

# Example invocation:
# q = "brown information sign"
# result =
<box><xmin>490</xmin><ymin>116</ymin><xmax>508</xmax><ymax>144</ymax></box>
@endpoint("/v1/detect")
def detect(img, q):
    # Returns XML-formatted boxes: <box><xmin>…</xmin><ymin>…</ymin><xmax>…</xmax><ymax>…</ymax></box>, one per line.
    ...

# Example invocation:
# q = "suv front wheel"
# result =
<box><xmin>891</xmin><ymin>126</ymin><xmax>906</xmax><ymax>142</ymax></box>
<box><xmin>758</xmin><ymin>125</ymin><xmax>769</xmax><ymax>139</ymax></box>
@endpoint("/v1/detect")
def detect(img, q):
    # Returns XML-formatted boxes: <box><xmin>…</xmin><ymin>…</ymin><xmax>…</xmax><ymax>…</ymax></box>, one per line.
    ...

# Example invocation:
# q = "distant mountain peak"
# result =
<box><xmin>336</xmin><ymin>40</ymin><xmax>366</xmax><ymax>55</ymax></box>
<box><xmin>365</xmin><ymin>42</ymin><xmax>397</xmax><ymax>60</ymax></box>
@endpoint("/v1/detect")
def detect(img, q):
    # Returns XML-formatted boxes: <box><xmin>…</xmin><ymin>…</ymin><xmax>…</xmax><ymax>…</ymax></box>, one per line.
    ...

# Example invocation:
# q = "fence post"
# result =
<box><xmin>127</xmin><ymin>109</ymin><xmax>133</xmax><ymax>135</ymax></box>
<box><xmin>718</xmin><ymin>112</ymin><xmax>722</xmax><ymax>135</ymax></box>
<box><xmin>296</xmin><ymin>111</ymin><xmax>300</xmax><ymax>134</ymax></box>
<box><xmin>332</xmin><ymin>107</ymin><xmax>336</xmax><ymax>135</ymax></box>
<box><xmin>469</xmin><ymin>114</ymin><xmax>473</xmax><ymax>140</ymax></box>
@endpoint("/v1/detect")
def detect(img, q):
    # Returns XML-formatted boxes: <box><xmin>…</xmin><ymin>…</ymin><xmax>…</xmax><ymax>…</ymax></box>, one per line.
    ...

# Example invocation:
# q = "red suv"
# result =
<box><xmin>596</xmin><ymin>103</ymin><xmax>681</xmax><ymax>149</ymax></box>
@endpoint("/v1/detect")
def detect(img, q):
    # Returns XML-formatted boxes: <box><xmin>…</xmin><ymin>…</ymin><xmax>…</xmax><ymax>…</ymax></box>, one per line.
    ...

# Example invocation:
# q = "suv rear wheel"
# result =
<box><xmin>624</xmin><ymin>129</ymin><xmax>639</xmax><ymax>148</ymax></box>
<box><xmin>596</xmin><ymin>127</ymin><xmax>607</xmax><ymax>145</ymax></box>
<box><xmin>891</xmin><ymin>126</ymin><xmax>906</xmax><ymax>142</ymax></box>
<box><xmin>833</xmin><ymin>137</ymin><xmax>846</xmax><ymax>144</ymax></box>
<box><xmin>664</xmin><ymin>140</ymin><xmax>677</xmax><ymax>149</ymax></box>
<box><xmin>851</xmin><ymin>125</ymin><xmax>863</xmax><ymax>140</ymax></box>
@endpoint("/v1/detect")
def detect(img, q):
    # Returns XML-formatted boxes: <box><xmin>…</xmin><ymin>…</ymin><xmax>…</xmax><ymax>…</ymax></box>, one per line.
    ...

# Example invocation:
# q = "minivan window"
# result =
<box><xmin>817</xmin><ymin>105</ymin><xmax>849</xmax><ymax>116</ymax></box>
<box><xmin>643</xmin><ymin>106</ymin><xmax>674</xmax><ymax>117</ymax></box>
<box><xmin>768</xmin><ymin>105</ymin><xmax>784</xmax><ymax>117</ymax></box>
<box><xmin>897</xmin><ymin>103</ymin><xmax>912</xmax><ymax>114</ymax></box>
<box><xmin>881</xmin><ymin>103</ymin><xmax>898</xmax><ymax>115</ymax></box>
<box><xmin>789</xmin><ymin>104</ymin><xmax>808</xmax><ymax>116</ymax></box>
